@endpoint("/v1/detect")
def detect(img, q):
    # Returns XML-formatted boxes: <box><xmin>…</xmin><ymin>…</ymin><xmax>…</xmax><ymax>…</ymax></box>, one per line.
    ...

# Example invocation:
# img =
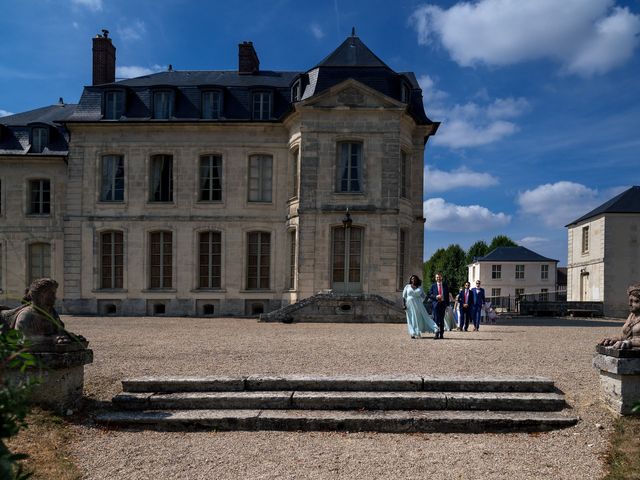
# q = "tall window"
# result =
<box><xmin>104</xmin><ymin>90</ymin><xmax>125</xmax><ymax>120</ymax></box>
<box><xmin>398</xmin><ymin>229</ymin><xmax>407</xmax><ymax>290</ymax></box>
<box><xmin>515</xmin><ymin>264</ymin><xmax>525</xmax><ymax>279</ymax></box>
<box><xmin>252</xmin><ymin>91</ymin><xmax>272</xmax><ymax>120</ymax></box>
<box><xmin>150</xmin><ymin>155</ymin><xmax>173</xmax><ymax>202</ymax></box>
<box><xmin>199</xmin><ymin>155</ymin><xmax>222</xmax><ymax>201</ymax></box>
<box><xmin>100</xmin><ymin>155</ymin><xmax>124</xmax><ymax>201</ymax></box>
<box><xmin>401</xmin><ymin>83</ymin><xmax>410</xmax><ymax>103</ymax></box>
<box><xmin>332</xmin><ymin>226</ymin><xmax>363</xmax><ymax>290</ymax></box>
<box><xmin>149</xmin><ymin>231</ymin><xmax>172</xmax><ymax>289</ymax></box>
<box><xmin>247</xmin><ymin>232</ymin><xmax>270</xmax><ymax>290</ymax></box>
<box><xmin>199</xmin><ymin>231</ymin><xmax>222</xmax><ymax>289</ymax></box>
<box><xmin>248</xmin><ymin>155</ymin><xmax>272</xmax><ymax>202</ymax></box>
<box><xmin>400</xmin><ymin>151</ymin><xmax>409</xmax><ymax>198</ymax></box>
<box><xmin>202</xmin><ymin>91</ymin><xmax>221</xmax><ymax>119</ymax></box>
<box><xmin>581</xmin><ymin>226</ymin><xmax>589</xmax><ymax>253</ymax></box>
<box><xmin>288</xmin><ymin>230</ymin><xmax>296</xmax><ymax>289</ymax></box>
<box><xmin>291</xmin><ymin>80</ymin><xmax>302</xmax><ymax>102</ymax></box>
<box><xmin>515</xmin><ymin>288</ymin><xmax>525</xmax><ymax>298</ymax></box>
<box><xmin>31</xmin><ymin>127</ymin><xmax>48</xmax><ymax>153</ymax></box>
<box><xmin>491</xmin><ymin>264</ymin><xmax>501</xmax><ymax>280</ymax></box>
<box><xmin>153</xmin><ymin>91</ymin><xmax>173</xmax><ymax>119</ymax></box>
<box><xmin>539</xmin><ymin>289</ymin><xmax>549</xmax><ymax>302</ymax></box>
<box><xmin>29</xmin><ymin>243</ymin><xmax>51</xmax><ymax>284</ymax></box>
<box><xmin>541</xmin><ymin>264</ymin><xmax>549</xmax><ymax>280</ymax></box>
<box><xmin>291</xmin><ymin>148</ymin><xmax>299</xmax><ymax>198</ymax></box>
<box><xmin>29</xmin><ymin>179</ymin><xmax>50</xmax><ymax>214</ymax></box>
<box><xmin>491</xmin><ymin>288</ymin><xmax>501</xmax><ymax>298</ymax></box>
<box><xmin>101</xmin><ymin>231</ymin><xmax>123</xmax><ymax>289</ymax></box>
<box><xmin>337</xmin><ymin>142</ymin><xmax>362</xmax><ymax>192</ymax></box>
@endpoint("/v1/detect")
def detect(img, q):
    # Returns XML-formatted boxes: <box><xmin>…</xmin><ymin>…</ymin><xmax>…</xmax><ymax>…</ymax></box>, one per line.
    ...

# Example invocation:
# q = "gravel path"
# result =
<box><xmin>65</xmin><ymin>315</ymin><xmax>623</xmax><ymax>479</ymax></box>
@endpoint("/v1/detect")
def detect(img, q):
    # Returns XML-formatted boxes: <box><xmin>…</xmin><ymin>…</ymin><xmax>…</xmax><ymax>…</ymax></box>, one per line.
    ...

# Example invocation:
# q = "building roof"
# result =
<box><xmin>314</xmin><ymin>34</ymin><xmax>390</xmax><ymax>68</ymax></box>
<box><xmin>566</xmin><ymin>186</ymin><xmax>640</xmax><ymax>226</ymax></box>
<box><xmin>474</xmin><ymin>246</ymin><xmax>558</xmax><ymax>263</ymax></box>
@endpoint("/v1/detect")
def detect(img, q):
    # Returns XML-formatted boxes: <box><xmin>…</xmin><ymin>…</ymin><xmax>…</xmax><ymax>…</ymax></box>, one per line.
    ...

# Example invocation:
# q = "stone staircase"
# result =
<box><xmin>95</xmin><ymin>375</ymin><xmax>579</xmax><ymax>433</ymax></box>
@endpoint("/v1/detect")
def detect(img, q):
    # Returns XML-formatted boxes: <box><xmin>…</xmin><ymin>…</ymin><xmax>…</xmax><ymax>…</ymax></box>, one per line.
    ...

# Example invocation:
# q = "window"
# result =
<box><xmin>101</xmin><ymin>231</ymin><xmax>123</xmax><ymax>289</ymax></box>
<box><xmin>150</xmin><ymin>155</ymin><xmax>173</xmax><ymax>202</ymax></box>
<box><xmin>398</xmin><ymin>229</ymin><xmax>407</xmax><ymax>290</ymax></box>
<box><xmin>28</xmin><ymin>243</ymin><xmax>50</xmax><ymax>284</ymax></box>
<box><xmin>332</xmin><ymin>226</ymin><xmax>363</xmax><ymax>290</ymax></box>
<box><xmin>31</xmin><ymin>127</ymin><xmax>48</xmax><ymax>153</ymax></box>
<box><xmin>248</xmin><ymin>154</ymin><xmax>272</xmax><ymax>202</ymax></box>
<box><xmin>153</xmin><ymin>91</ymin><xmax>173</xmax><ymax>119</ymax></box>
<box><xmin>581</xmin><ymin>226</ymin><xmax>589</xmax><ymax>253</ymax></box>
<box><xmin>291</xmin><ymin>80</ymin><xmax>302</xmax><ymax>102</ymax></box>
<box><xmin>199</xmin><ymin>155</ymin><xmax>222</xmax><ymax>201</ymax></box>
<box><xmin>202</xmin><ymin>91</ymin><xmax>221</xmax><ymax>119</ymax></box>
<box><xmin>401</xmin><ymin>83</ymin><xmax>410</xmax><ymax>103</ymax></box>
<box><xmin>291</xmin><ymin>148</ymin><xmax>299</xmax><ymax>198</ymax></box>
<box><xmin>541</xmin><ymin>264</ymin><xmax>549</xmax><ymax>280</ymax></box>
<box><xmin>491</xmin><ymin>288</ymin><xmax>501</xmax><ymax>298</ymax></box>
<box><xmin>252</xmin><ymin>91</ymin><xmax>272</xmax><ymax>120</ymax></box>
<box><xmin>100</xmin><ymin>155</ymin><xmax>124</xmax><ymax>201</ymax></box>
<box><xmin>539</xmin><ymin>289</ymin><xmax>549</xmax><ymax>302</ymax></box>
<box><xmin>491</xmin><ymin>264</ymin><xmax>501</xmax><ymax>280</ymax></box>
<box><xmin>515</xmin><ymin>288</ymin><xmax>525</xmax><ymax>298</ymax></box>
<box><xmin>288</xmin><ymin>230</ymin><xmax>296</xmax><ymax>289</ymax></box>
<box><xmin>337</xmin><ymin>142</ymin><xmax>362</xmax><ymax>193</ymax></box>
<box><xmin>104</xmin><ymin>90</ymin><xmax>125</xmax><ymax>119</ymax></box>
<box><xmin>149</xmin><ymin>231</ymin><xmax>172</xmax><ymax>289</ymax></box>
<box><xmin>29</xmin><ymin>179</ymin><xmax>50</xmax><ymax>214</ymax></box>
<box><xmin>199</xmin><ymin>231</ymin><xmax>221</xmax><ymax>289</ymax></box>
<box><xmin>400</xmin><ymin>151</ymin><xmax>409</xmax><ymax>198</ymax></box>
<box><xmin>247</xmin><ymin>232</ymin><xmax>270</xmax><ymax>290</ymax></box>
<box><xmin>515</xmin><ymin>264</ymin><xmax>525</xmax><ymax>279</ymax></box>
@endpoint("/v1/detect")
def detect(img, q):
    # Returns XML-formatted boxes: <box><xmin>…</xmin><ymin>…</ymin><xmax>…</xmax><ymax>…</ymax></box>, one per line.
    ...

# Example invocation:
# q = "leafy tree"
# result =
<box><xmin>424</xmin><ymin>244</ymin><xmax>467</xmax><ymax>294</ymax></box>
<box><xmin>466</xmin><ymin>240</ymin><xmax>489</xmax><ymax>265</ymax></box>
<box><xmin>488</xmin><ymin>235</ymin><xmax>518</xmax><ymax>251</ymax></box>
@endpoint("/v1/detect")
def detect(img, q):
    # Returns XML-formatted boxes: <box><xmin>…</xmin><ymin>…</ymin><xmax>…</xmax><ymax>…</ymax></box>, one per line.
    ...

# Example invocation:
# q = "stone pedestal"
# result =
<box><xmin>593</xmin><ymin>345</ymin><xmax>640</xmax><ymax>415</ymax></box>
<box><xmin>5</xmin><ymin>343</ymin><xmax>93</xmax><ymax>414</ymax></box>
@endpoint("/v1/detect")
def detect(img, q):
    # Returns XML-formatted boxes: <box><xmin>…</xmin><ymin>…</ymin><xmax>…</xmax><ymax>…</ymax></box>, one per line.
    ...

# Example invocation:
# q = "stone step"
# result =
<box><xmin>113</xmin><ymin>391</ymin><xmax>567</xmax><ymax>412</ymax></box>
<box><xmin>95</xmin><ymin>409</ymin><xmax>579</xmax><ymax>433</ymax></box>
<box><xmin>121</xmin><ymin>375</ymin><xmax>556</xmax><ymax>394</ymax></box>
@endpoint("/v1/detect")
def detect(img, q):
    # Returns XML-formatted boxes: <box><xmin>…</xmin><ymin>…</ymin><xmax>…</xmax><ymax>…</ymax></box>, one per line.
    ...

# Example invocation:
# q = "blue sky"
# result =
<box><xmin>1</xmin><ymin>0</ymin><xmax>639</xmax><ymax>265</ymax></box>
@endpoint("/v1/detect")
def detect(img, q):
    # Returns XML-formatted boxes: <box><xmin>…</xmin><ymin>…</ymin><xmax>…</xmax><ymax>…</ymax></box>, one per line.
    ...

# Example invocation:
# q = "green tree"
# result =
<box><xmin>423</xmin><ymin>244</ymin><xmax>467</xmax><ymax>294</ymax></box>
<box><xmin>466</xmin><ymin>240</ymin><xmax>489</xmax><ymax>265</ymax></box>
<box><xmin>488</xmin><ymin>235</ymin><xmax>518</xmax><ymax>251</ymax></box>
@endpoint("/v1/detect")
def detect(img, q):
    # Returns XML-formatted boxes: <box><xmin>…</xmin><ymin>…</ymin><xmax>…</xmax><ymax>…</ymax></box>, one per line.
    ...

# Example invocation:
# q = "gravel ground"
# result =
<box><xmin>64</xmin><ymin>315</ymin><xmax>624</xmax><ymax>480</ymax></box>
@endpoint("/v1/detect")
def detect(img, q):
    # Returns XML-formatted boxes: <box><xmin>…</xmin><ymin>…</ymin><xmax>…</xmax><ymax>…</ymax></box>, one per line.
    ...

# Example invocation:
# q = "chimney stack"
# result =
<box><xmin>92</xmin><ymin>29</ymin><xmax>116</xmax><ymax>85</ymax></box>
<box><xmin>238</xmin><ymin>41</ymin><xmax>259</xmax><ymax>75</ymax></box>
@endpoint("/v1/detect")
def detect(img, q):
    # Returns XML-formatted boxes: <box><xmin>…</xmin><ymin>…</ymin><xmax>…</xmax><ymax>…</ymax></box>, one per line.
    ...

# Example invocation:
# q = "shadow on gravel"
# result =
<box><xmin>497</xmin><ymin>317</ymin><xmax>624</xmax><ymax>328</ymax></box>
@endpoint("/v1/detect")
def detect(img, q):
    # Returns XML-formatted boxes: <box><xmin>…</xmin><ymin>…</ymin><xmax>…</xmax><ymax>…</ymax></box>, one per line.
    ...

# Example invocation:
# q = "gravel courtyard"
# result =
<box><xmin>65</xmin><ymin>315</ymin><xmax>624</xmax><ymax>480</ymax></box>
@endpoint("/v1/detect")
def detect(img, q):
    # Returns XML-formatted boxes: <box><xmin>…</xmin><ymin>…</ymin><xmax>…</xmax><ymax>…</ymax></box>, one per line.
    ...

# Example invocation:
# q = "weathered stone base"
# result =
<box><xmin>593</xmin><ymin>346</ymin><xmax>640</xmax><ymax>415</ymax></box>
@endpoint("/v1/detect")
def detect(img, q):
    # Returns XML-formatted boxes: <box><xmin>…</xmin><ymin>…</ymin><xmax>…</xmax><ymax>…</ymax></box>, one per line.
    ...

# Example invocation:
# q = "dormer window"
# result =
<box><xmin>31</xmin><ymin>127</ymin><xmax>49</xmax><ymax>153</ymax></box>
<box><xmin>291</xmin><ymin>80</ymin><xmax>302</xmax><ymax>102</ymax></box>
<box><xmin>401</xmin><ymin>83</ymin><xmax>411</xmax><ymax>103</ymax></box>
<box><xmin>202</xmin><ymin>90</ymin><xmax>222</xmax><ymax>119</ymax></box>
<box><xmin>153</xmin><ymin>90</ymin><xmax>173</xmax><ymax>119</ymax></box>
<box><xmin>252</xmin><ymin>91</ymin><xmax>272</xmax><ymax>120</ymax></box>
<box><xmin>104</xmin><ymin>90</ymin><xmax>125</xmax><ymax>120</ymax></box>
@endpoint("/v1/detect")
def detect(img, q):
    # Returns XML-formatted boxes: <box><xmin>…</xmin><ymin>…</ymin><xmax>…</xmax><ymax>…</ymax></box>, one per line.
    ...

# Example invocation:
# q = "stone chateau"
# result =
<box><xmin>0</xmin><ymin>31</ymin><xmax>438</xmax><ymax>316</ymax></box>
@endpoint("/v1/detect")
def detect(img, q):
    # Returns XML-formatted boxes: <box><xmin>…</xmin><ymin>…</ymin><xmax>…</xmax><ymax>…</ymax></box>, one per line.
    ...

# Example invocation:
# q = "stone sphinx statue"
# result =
<box><xmin>1</xmin><ymin>278</ymin><xmax>86</xmax><ymax>351</ymax></box>
<box><xmin>599</xmin><ymin>283</ymin><xmax>640</xmax><ymax>350</ymax></box>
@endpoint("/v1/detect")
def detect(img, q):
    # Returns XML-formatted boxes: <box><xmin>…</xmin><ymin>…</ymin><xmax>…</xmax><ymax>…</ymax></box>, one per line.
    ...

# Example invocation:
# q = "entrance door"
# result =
<box><xmin>331</xmin><ymin>226</ymin><xmax>363</xmax><ymax>293</ymax></box>
<box><xmin>580</xmin><ymin>272</ymin><xmax>589</xmax><ymax>301</ymax></box>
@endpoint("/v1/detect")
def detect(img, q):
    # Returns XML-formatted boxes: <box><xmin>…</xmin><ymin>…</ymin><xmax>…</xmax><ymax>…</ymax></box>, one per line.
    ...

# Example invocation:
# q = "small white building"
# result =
<box><xmin>468</xmin><ymin>246</ymin><xmax>558</xmax><ymax>301</ymax></box>
<box><xmin>566</xmin><ymin>186</ymin><xmax>640</xmax><ymax>318</ymax></box>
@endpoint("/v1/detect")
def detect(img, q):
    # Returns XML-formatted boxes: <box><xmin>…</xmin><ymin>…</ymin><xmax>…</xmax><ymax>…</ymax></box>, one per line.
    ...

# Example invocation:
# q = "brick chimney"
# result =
<box><xmin>92</xmin><ymin>29</ymin><xmax>116</xmax><ymax>85</ymax></box>
<box><xmin>238</xmin><ymin>41</ymin><xmax>259</xmax><ymax>75</ymax></box>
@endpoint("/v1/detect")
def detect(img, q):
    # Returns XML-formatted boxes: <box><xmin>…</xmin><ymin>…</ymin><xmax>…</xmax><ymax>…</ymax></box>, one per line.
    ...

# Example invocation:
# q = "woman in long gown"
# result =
<box><xmin>402</xmin><ymin>275</ymin><xmax>439</xmax><ymax>339</ymax></box>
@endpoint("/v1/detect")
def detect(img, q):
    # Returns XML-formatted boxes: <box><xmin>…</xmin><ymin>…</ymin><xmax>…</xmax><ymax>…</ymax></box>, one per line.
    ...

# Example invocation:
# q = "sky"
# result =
<box><xmin>1</xmin><ymin>0</ymin><xmax>639</xmax><ymax>266</ymax></box>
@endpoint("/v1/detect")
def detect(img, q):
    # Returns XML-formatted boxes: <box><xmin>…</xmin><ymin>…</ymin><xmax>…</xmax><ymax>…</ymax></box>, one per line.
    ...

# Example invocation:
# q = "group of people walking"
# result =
<box><xmin>401</xmin><ymin>273</ymin><xmax>487</xmax><ymax>339</ymax></box>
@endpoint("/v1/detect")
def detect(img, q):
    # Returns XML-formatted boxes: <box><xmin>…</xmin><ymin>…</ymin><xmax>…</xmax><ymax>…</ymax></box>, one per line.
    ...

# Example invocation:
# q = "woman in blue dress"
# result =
<box><xmin>402</xmin><ymin>275</ymin><xmax>439</xmax><ymax>339</ymax></box>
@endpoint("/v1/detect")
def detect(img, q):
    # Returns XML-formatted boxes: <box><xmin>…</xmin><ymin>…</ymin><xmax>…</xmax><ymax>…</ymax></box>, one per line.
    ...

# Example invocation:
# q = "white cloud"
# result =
<box><xmin>435</xmin><ymin>118</ymin><xmax>518</xmax><ymax>148</ymax></box>
<box><xmin>310</xmin><ymin>23</ymin><xmax>325</xmax><ymax>40</ymax></box>
<box><xmin>518</xmin><ymin>236</ymin><xmax>549</xmax><ymax>248</ymax></box>
<box><xmin>117</xmin><ymin>20</ymin><xmax>147</xmax><ymax>42</ymax></box>
<box><xmin>116</xmin><ymin>65</ymin><xmax>164</xmax><ymax>79</ymax></box>
<box><xmin>517</xmin><ymin>181</ymin><xmax>600</xmax><ymax>227</ymax></box>
<box><xmin>409</xmin><ymin>0</ymin><xmax>640</xmax><ymax>76</ymax></box>
<box><xmin>424</xmin><ymin>166</ymin><xmax>499</xmax><ymax>194</ymax></box>
<box><xmin>71</xmin><ymin>0</ymin><xmax>103</xmax><ymax>11</ymax></box>
<box><xmin>0</xmin><ymin>109</ymin><xmax>13</xmax><ymax>117</ymax></box>
<box><xmin>424</xmin><ymin>197</ymin><xmax>511</xmax><ymax>232</ymax></box>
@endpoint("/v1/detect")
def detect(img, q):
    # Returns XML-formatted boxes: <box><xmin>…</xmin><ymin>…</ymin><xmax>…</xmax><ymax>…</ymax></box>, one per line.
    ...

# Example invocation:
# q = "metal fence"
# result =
<box><xmin>488</xmin><ymin>291</ymin><xmax>568</xmax><ymax>313</ymax></box>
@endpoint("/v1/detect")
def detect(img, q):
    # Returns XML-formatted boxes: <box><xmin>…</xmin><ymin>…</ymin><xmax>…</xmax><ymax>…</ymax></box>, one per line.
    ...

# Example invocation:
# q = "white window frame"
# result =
<box><xmin>515</xmin><ymin>264</ymin><xmax>525</xmax><ymax>280</ymax></box>
<box><xmin>337</xmin><ymin>142</ymin><xmax>363</xmax><ymax>193</ymax></box>
<box><xmin>100</xmin><ymin>155</ymin><xmax>125</xmax><ymax>202</ymax></box>
<box><xmin>491</xmin><ymin>264</ymin><xmax>501</xmax><ymax>280</ymax></box>
<box><xmin>248</xmin><ymin>154</ymin><xmax>273</xmax><ymax>202</ymax></box>
<box><xmin>252</xmin><ymin>91</ymin><xmax>272</xmax><ymax>120</ymax></box>
<box><xmin>202</xmin><ymin>90</ymin><xmax>222</xmax><ymax>119</ymax></box>
<box><xmin>199</xmin><ymin>154</ymin><xmax>223</xmax><ymax>202</ymax></box>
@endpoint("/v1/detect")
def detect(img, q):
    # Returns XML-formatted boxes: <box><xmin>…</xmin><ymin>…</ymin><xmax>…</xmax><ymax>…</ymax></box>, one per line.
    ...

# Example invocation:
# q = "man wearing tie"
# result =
<box><xmin>429</xmin><ymin>272</ymin><xmax>448</xmax><ymax>339</ymax></box>
<box><xmin>457</xmin><ymin>281</ymin><xmax>474</xmax><ymax>331</ymax></box>
<box><xmin>471</xmin><ymin>280</ymin><xmax>486</xmax><ymax>331</ymax></box>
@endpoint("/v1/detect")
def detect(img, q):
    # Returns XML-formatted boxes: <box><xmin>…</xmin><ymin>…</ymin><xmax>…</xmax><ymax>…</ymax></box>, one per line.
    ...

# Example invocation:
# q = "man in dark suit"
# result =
<box><xmin>429</xmin><ymin>272</ymin><xmax>449</xmax><ymax>339</ymax></box>
<box><xmin>457</xmin><ymin>281</ymin><xmax>474</xmax><ymax>332</ymax></box>
<box><xmin>471</xmin><ymin>280</ymin><xmax>486</xmax><ymax>331</ymax></box>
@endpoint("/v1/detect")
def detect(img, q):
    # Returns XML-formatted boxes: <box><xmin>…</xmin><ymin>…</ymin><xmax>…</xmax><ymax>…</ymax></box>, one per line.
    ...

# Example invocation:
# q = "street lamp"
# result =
<box><xmin>342</xmin><ymin>208</ymin><xmax>352</xmax><ymax>229</ymax></box>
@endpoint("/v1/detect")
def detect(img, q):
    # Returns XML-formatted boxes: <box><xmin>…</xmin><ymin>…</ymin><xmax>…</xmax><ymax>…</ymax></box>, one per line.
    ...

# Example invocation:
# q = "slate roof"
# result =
<box><xmin>314</xmin><ymin>35</ymin><xmax>390</xmax><ymax>68</ymax></box>
<box><xmin>566</xmin><ymin>186</ymin><xmax>640</xmax><ymax>226</ymax></box>
<box><xmin>0</xmin><ymin>103</ymin><xmax>76</xmax><ymax>156</ymax></box>
<box><xmin>474</xmin><ymin>246</ymin><xmax>558</xmax><ymax>263</ymax></box>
